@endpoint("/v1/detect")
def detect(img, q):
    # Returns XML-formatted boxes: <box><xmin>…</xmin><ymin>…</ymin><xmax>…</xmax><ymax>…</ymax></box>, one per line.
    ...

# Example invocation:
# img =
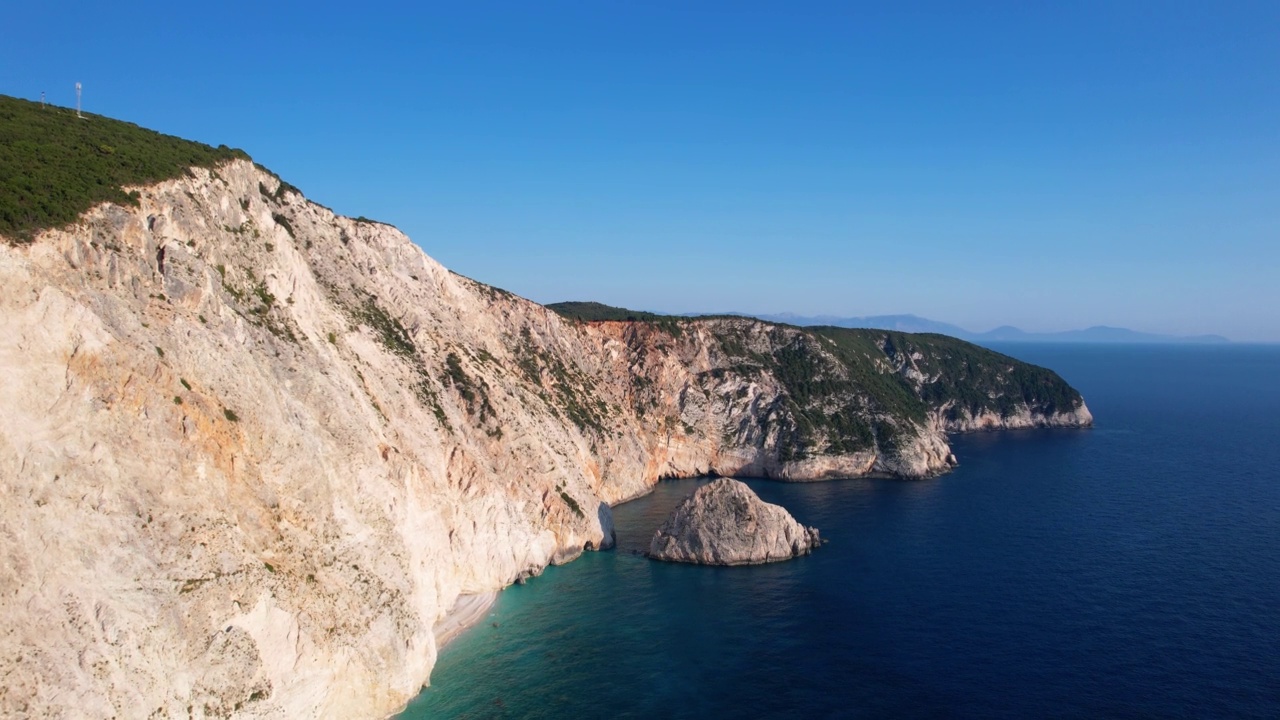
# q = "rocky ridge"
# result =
<box><xmin>0</xmin><ymin>157</ymin><xmax>1091</xmax><ymax>718</ymax></box>
<box><xmin>648</xmin><ymin>478</ymin><xmax>820</xmax><ymax>565</ymax></box>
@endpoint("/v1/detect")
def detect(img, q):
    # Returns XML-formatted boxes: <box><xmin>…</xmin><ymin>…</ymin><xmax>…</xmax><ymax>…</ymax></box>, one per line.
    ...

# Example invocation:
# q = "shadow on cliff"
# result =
<box><xmin>598</xmin><ymin>502</ymin><xmax>617</xmax><ymax>551</ymax></box>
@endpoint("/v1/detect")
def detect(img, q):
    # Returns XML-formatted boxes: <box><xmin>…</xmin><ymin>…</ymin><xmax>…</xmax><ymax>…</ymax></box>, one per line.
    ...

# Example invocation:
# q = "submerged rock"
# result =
<box><xmin>648</xmin><ymin>478</ymin><xmax>821</xmax><ymax>565</ymax></box>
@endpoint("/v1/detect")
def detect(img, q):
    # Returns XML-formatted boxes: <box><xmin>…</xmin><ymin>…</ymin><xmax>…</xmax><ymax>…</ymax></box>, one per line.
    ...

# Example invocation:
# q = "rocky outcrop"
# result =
<box><xmin>934</xmin><ymin>403</ymin><xmax>1095</xmax><ymax>433</ymax></box>
<box><xmin>648</xmin><ymin>478</ymin><xmax>820</xmax><ymax>565</ymax></box>
<box><xmin>0</xmin><ymin>158</ymin><xmax>1090</xmax><ymax>718</ymax></box>
<box><xmin>872</xmin><ymin>331</ymin><xmax>1095</xmax><ymax>437</ymax></box>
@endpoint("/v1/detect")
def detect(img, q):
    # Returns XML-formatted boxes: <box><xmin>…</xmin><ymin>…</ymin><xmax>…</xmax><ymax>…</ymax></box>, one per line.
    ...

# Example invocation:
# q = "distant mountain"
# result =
<box><xmin>702</xmin><ymin>313</ymin><xmax>1229</xmax><ymax>344</ymax></box>
<box><xmin>971</xmin><ymin>325</ymin><xmax>1229</xmax><ymax>344</ymax></box>
<box><xmin>754</xmin><ymin>313</ymin><xmax>973</xmax><ymax>337</ymax></box>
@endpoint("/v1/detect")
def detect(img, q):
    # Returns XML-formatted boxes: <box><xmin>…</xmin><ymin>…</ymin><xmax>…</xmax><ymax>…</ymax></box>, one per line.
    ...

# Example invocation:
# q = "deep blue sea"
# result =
<box><xmin>400</xmin><ymin>344</ymin><xmax>1280</xmax><ymax>719</ymax></box>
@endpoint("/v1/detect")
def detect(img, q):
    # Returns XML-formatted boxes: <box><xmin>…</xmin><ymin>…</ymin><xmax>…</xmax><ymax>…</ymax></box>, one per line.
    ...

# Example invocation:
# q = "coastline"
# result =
<box><xmin>397</xmin><ymin>406</ymin><xmax>1091</xmax><ymax>715</ymax></box>
<box><xmin>433</xmin><ymin>591</ymin><xmax>498</xmax><ymax>650</ymax></box>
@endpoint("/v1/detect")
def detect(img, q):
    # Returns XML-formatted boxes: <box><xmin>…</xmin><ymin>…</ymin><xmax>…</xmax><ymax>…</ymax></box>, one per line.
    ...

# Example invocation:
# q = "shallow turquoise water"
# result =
<box><xmin>400</xmin><ymin>344</ymin><xmax>1280</xmax><ymax>719</ymax></box>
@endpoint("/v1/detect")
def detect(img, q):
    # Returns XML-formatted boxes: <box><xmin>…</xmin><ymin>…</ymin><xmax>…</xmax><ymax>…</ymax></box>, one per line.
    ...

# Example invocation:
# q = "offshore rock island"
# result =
<box><xmin>0</xmin><ymin>95</ymin><xmax>1091</xmax><ymax>718</ymax></box>
<box><xmin>649</xmin><ymin>478</ymin><xmax>821</xmax><ymax>565</ymax></box>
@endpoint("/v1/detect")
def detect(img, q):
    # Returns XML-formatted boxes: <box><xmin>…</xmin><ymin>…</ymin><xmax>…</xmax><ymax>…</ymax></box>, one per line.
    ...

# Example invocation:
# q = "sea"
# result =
<box><xmin>399</xmin><ymin>344</ymin><xmax>1280</xmax><ymax>719</ymax></box>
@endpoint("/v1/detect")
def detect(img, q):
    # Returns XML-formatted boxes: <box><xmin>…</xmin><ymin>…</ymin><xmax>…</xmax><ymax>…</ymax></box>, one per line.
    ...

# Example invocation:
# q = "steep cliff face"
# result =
<box><xmin>0</xmin><ymin>160</ymin><xmax>623</xmax><ymax>718</ymax></box>
<box><xmin>578</xmin><ymin>318</ymin><xmax>960</xmax><ymax>484</ymax></box>
<box><xmin>0</xmin><ymin>159</ymin><xmax>1089</xmax><ymax>718</ymax></box>
<box><xmin>868</xmin><ymin>330</ymin><xmax>1096</xmax><ymax>432</ymax></box>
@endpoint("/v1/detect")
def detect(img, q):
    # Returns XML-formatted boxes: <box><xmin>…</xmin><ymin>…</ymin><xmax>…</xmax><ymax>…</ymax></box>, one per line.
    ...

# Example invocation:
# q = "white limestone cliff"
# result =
<box><xmin>0</xmin><ymin>160</ymin><xmax>1088</xmax><ymax>718</ymax></box>
<box><xmin>933</xmin><ymin>403</ymin><xmax>1095</xmax><ymax>433</ymax></box>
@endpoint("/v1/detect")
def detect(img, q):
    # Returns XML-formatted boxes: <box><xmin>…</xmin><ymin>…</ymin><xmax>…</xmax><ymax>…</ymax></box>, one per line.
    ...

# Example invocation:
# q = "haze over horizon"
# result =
<box><xmin>679</xmin><ymin>311</ymin><xmax>1236</xmax><ymax>341</ymax></box>
<box><xmin>3</xmin><ymin>2</ymin><xmax>1276</xmax><ymax>340</ymax></box>
<box><xmin>560</xmin><ymin>303</ymin><xmax>1239</xmax><ymax>343</ymax></box>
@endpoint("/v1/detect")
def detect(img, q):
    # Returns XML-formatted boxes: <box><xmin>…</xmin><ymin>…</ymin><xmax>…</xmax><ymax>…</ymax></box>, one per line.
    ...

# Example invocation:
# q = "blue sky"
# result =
<box><xmin>3</xmin><ymin>2</ymin><xmax>1277</xmax><ymax>339</ymax></box>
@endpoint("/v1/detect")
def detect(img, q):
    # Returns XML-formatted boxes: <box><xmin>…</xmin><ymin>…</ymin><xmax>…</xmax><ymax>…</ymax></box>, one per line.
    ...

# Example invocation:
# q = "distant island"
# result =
<box><xmin>698</xmin><ymin>312</ymin><xmax>1230</xmax><ymax>345</ymax></box>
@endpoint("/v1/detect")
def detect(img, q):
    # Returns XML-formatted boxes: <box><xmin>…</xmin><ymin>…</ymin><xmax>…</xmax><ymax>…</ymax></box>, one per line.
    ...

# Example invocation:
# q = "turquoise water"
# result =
<box><xmin>401</xmin><ymin>344</ymin><xmax>1280</xmax><ymax>719</ymax></box>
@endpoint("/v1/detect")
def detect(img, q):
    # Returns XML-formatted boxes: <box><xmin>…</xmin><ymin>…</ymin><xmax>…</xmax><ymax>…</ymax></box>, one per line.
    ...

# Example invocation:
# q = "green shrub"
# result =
<box><xmin>558</xmin><ymin>489</ymin><xmax>584</xmax><ymax>518</ymax></box>
<box><xmin>0</xmin><ymin>94</ymin><xmax>249</xmax><ymax>242</ymax></box>
<box><xmin>546</xmin><ymin>301</ymin><xmax>686</xmax><ymax>336</ymax></box>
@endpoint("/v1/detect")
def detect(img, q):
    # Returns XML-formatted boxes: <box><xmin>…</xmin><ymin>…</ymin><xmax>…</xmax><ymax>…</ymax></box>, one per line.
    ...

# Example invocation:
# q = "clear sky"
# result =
<box><xmin>3</xmin><ymin>2</ymin><xmax>1277</xmax><ymax>340</ymax></box>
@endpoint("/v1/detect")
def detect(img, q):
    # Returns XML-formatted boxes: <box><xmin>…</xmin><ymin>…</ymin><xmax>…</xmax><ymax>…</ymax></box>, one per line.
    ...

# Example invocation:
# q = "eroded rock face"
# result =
<box><xmin>648</xmin><ymin>478</ymin><xmax>821</xmax><ymax>565</ymax></box>
<box><xmin>935</xmin><ymin>404</ymin><xmax>1095</xmax><ymax>433</ymax></box>
<box><xmin>0</xmin><ymin>160</ymin><xmax>1089</xmax><ymax>718</ymax></box>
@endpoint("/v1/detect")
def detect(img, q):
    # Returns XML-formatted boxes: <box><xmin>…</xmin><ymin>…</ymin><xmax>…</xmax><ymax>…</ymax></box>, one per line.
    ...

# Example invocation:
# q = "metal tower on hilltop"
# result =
<box><xmin>75</xmin><ymin>82</ymin><xmax>82</xmax><ymax>118</ymax></box>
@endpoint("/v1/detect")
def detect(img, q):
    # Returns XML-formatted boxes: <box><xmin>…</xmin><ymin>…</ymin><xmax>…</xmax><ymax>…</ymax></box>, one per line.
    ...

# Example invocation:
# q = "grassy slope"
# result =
<box><xmin>0</xmin><ymin>94</ymin><xmax>249</xmax><ymax>242</ymax></box>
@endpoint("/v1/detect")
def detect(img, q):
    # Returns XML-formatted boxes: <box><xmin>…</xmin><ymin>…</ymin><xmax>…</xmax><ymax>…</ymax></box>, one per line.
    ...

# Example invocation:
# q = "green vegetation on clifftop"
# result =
<box><xmin>0</xmin><ymin>94</ymin><xmax>248</xmax><ymax>242</ymax></box>
<box><xmin>862</xmin><ymin>330</ymin><xmax>1084</xmax><ymax>418</ymax></box>
<box><xmin>547</xmin><ymin>301</ymin><xmax>674</xmax><ymax>322</ymax></box>
<box><xmin>548</xmin><ymin>301</ymin><xmax>690</xmax><ymax>337</ymax></box>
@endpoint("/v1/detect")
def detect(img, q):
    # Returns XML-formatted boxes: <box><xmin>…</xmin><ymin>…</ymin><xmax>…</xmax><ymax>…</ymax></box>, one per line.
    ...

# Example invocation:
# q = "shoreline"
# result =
<box><xmin>432</xmin><ymin>591</ymin><xmax>497</xmax><ymax>651</ymax></box>
<box><xmin>388</xmin><ymin>592</ymin><xmax>500</xmax><ymax>718</ymax></box>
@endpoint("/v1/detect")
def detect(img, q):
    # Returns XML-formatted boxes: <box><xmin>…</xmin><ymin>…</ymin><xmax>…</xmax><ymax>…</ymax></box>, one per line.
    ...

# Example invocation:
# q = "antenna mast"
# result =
<box><xmin>75</xmin><ymin>82</ymin><xmax>82</xmax><ymax>118</ymax></box>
